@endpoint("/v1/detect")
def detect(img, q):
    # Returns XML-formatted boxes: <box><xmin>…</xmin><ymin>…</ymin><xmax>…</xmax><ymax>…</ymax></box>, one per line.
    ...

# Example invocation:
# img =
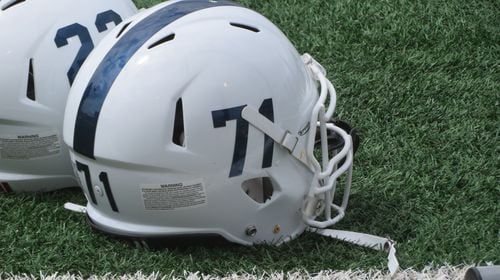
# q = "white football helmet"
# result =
<box><xmin>63</xmin><ymin>0</ymin><xmax>354</xmax><ymax>245</ymax></box>
<box><xmin>0</xmin><ymin>0</ymin><xmax>137</xmax><ymax>192</ymax></box>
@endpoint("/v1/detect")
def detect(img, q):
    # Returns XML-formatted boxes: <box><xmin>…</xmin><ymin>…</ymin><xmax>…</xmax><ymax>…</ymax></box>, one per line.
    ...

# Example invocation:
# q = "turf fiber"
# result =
<box><xmin>0</xmin><ymin>0</ymin><xmax>498</xmax><ymax>276</ymax></box>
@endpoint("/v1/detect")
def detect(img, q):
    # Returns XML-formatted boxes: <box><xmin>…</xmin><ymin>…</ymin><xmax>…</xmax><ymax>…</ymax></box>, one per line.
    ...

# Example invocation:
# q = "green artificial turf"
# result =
<box><xmin>1</xmin><ymin>0</ymin><xmax>498</xmax><ymax>276</ymax></box>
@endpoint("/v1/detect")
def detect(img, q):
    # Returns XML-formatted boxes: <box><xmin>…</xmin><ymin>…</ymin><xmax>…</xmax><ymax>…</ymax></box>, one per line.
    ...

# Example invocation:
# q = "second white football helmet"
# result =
<box><xmin>0</xmin><ymin>0</ymin><xmax>137</xmax><ymax>192</ymax></box>
<box><xmin>63</xmin><ymin>0</ymin><xmax>353</xmax><ymax>245</ymax></box>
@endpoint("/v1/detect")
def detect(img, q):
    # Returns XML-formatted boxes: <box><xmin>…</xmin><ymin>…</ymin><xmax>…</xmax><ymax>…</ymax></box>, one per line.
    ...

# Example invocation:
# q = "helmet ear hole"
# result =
<box><xmin>242</xmin><ymin>177</ymin><xmax>274</xmax><ymax>204</ymax></box>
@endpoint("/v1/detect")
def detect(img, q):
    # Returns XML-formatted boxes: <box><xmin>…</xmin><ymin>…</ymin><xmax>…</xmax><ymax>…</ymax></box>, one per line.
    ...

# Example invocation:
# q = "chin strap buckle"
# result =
<box><xmin>311</xmin><ymin>228</ymin><xmax>399</xmax><ymax>276</ymax></box>
<box><xmin>242</xmin><ymin>106</ymin><xmax>298</xmax><ymax>153</ymax></box>
<box><xmin>64</xmin><ymin>202</ymin><xmax>87</xmax><ymax>214</ymax></box>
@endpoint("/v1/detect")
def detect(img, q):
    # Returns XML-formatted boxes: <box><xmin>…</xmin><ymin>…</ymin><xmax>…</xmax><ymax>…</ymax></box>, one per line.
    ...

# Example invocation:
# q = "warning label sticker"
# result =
<box><xmin>0</xmin><ymin>131</ymin><xmax>61</xmax><ymax>160</ymax></box>
<box><xmin>140</xmin><ymin>180</ymin><xmax>207</xmax><ymax>211</ymax></box>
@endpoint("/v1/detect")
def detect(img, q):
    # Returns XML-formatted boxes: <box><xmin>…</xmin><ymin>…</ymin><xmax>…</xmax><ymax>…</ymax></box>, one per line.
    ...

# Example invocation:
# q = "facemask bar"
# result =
<box><xmin>240</xmin><ymin>53</ymin><xmax>353</xmax><ymax>228</ymax></box>
<box><xmin>301</xmin><ymin>53</ymin><xmax>354</xmax><ymax>229</ymax></box>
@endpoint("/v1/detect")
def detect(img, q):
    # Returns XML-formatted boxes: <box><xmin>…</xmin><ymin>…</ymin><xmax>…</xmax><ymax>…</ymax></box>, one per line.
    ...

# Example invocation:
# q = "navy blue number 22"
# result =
<box><xmin>54</xmin><ymin>10</ymin><xmax>123</xmax><ymax>85</ymax></box>
<box><xmin>212</xmin><ymin>99</ymin><xmax>274</xmax><ymax>177</ymax></box>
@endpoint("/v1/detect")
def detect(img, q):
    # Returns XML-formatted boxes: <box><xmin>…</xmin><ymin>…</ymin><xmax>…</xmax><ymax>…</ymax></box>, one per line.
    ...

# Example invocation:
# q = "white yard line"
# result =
<box><xmin>0</xmin><ymin>265</ymin><xmax>473</xmax><ymax>280</ymax></box>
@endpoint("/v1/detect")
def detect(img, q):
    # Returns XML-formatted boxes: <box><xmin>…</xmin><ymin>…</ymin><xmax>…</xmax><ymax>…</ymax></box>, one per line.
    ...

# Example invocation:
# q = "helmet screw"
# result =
<box><xmin>94</xmin><ymin>185</ymin><xmax>103</xmax><ymax>197</ymax></box>
<box><xmin>316</xmin><ymin>202</ymin><xmax>322</xmax><ymax>210</ymax></box>
<box><xmin>245</xmin><ymin>225</ymin><xmax>257</xmax><ymax>237</ymax></box>
<box><xmin>315</xmin><ymin>200</ymin><xmax>325</xmax><ymax>215</ymax></box>
<box><xmin>273</xmin><ymin>225</ymin><xmax>281</xmax><ymax>234</ymax></box>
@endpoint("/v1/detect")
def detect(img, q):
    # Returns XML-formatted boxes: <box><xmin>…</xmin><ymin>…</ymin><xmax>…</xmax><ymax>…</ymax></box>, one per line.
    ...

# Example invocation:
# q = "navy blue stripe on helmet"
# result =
<box><xmin>73</xmin><ymin>0</ymin><xmax>238</xmax><ymax>159</ymax></box>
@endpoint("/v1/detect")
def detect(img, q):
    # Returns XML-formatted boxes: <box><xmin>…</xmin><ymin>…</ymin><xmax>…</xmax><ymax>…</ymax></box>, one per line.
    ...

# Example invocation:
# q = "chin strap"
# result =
<box><xmin>311</xmin><ymin>228</ymin><xmax>399</xmax><ymax>276</ymax></box>
<box><xmin>241</xmin><ymin>106</ymin><xmax>298</xmax><ymax>153</ymax></box>
<box><xmin>302</xmin><ymin>54</ymin><xmax>399</xmax><ymax>275</ymax></box>
<box><xmin>241</xmin><ymin>106</ymin><xmax>309</xmax><ymax>166</ymax></box>
<box><xmin>244</xmin><ymin>53</ymin><xmax>399</xmax><ymax>275</ymax></box>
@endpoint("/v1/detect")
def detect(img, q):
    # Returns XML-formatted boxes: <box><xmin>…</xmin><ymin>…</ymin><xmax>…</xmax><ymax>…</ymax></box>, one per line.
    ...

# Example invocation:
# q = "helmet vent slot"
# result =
<box><xmin>172</xmin><ymin>98</ymin><xmax>185</xmax><ymax>147</ymax></box>
<box><xmin>1</xmin><ymin>0</ymin><xmax>26</xmax><ymax>11</ymax></box>
<box><xmin>148</xmin><ymin>33</ymin><xmax>175</xmax><ymax>49</ymax></box>
<box><xmin>26</xmin><ymin>58</ymin><xmax>35</xmax><ymax>101</ymax></box>
<box><xmin>242</xmin><ymin>177</ymin><xmax>274</xmax><ymax>204</ymax></box>
<box><xmin>116</xmin><ymin>22</ymin><xmax>132</xmax><ymax>38</ymax></box>
<box><xmin>230</xmin><ymin>22</ymin><xmax>260</xmax><ymax>33</ymax></box>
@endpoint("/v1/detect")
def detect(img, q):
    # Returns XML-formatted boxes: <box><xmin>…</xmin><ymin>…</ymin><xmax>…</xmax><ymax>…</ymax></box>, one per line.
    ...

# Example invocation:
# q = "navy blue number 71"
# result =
<box><xmin>212</xmin><ymin>98</ymin><xmax>274</xmax><ymax>177</ymax></box>
<box><xmin>75</xmin><ymin>161</ymin><xmax>119</xmax><ymax>213</ymax></box>
<box><xmin>54</xmin><ymin>10</ymin><xmax>123</xmax><ymax>85</ymax></box>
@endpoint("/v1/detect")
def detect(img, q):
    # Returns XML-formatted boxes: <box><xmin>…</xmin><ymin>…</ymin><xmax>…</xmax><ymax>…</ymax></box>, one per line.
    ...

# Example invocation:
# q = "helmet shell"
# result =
<box><xmin>64</xmin><ymin>0</ymin><xmax>319</xmax><ymax>244</ymax></box>
<box><xmin>0</xmin><ymin>0</ymin><xmax>137</xmax><ymax>192</ymax></box>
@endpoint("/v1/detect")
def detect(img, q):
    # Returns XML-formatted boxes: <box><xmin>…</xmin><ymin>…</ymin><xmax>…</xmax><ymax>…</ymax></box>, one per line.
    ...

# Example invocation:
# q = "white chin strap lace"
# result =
<box><xmin>242</xmin><ymin>53</ymin><xmax>399</xmax><ymax>276</ymax></box>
